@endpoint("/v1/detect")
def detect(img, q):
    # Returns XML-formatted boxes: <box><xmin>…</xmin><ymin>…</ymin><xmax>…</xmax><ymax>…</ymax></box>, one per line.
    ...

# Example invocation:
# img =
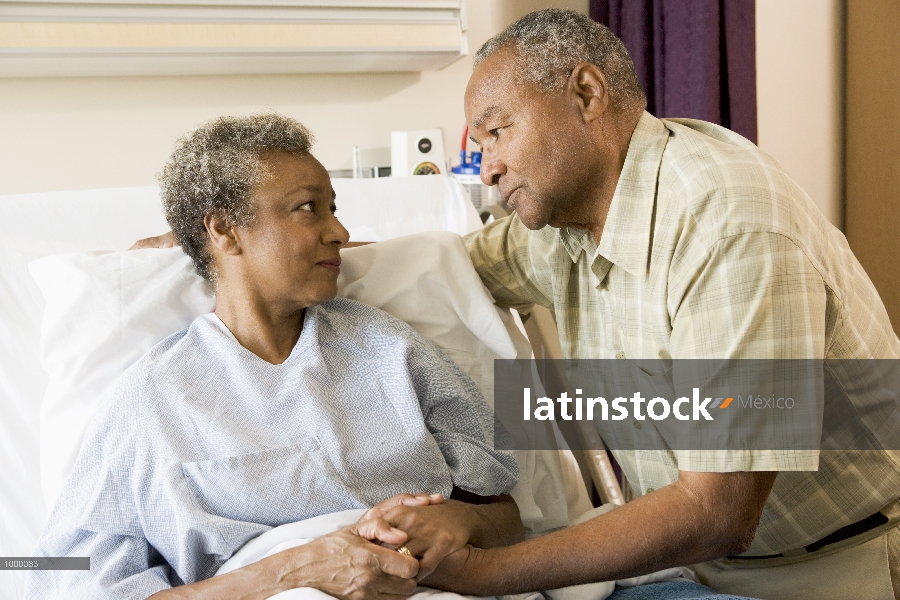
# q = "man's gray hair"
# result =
<box><xmin>474</xmin><ymin>8</ymin><xmax>646</xmax><ymax>110</ymax></box>
<box><xmin>159</xmin><ymin>113</ymin><xmax>314</xmax><ymax>282</ymax></box>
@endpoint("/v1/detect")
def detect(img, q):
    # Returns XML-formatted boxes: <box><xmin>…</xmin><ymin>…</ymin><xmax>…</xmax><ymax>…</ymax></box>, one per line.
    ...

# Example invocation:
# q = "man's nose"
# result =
<box><xmin>479</xmin><ymin>151</ymin><xmax>507</xmax><ymax>187</ymax></box>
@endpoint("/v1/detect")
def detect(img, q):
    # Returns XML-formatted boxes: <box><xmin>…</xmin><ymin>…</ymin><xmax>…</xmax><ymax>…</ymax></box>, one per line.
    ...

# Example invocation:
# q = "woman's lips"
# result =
<box><xmin>317</xmin><ymin>257</ymin><xmax>341</xmax><ymax>273</ymax></box>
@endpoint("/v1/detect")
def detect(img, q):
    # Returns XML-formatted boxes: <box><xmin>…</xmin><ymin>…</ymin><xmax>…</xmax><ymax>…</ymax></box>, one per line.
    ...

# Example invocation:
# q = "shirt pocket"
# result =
<box><xmin>626</xmin><ymin>362</ymin><xmax>679</xmax><ymax>452</ymax></box>
<box><xmin>181</xmin><ymin>439</ymin><xmax>366</xmax><ymax>527</ymax></box>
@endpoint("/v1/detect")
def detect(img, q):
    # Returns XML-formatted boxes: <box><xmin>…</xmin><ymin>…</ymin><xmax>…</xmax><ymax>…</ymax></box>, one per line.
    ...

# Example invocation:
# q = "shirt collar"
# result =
<box><xmin>558</xmin><ymin>111</ymin><xmax>670</xmax><ymax>279</ymax></box>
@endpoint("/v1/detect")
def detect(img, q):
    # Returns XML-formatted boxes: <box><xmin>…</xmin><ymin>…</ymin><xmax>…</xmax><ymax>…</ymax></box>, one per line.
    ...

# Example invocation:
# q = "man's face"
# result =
<box><xmin>465</xmin><ymin>48</ymin><xmax>597</xmax><ymax>230</ymax></box>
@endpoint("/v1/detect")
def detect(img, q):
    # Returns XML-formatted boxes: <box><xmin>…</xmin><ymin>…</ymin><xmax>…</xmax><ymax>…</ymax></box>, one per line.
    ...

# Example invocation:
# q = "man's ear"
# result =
<box><xmin>568</xmin><ymin>62</ymin><xmax>610</xmax><ymax>123</ymax></box>
<box><xmin>204</xmin><ymin>211</ymin><xmax>242</xmax><ymax>256</ymax></box>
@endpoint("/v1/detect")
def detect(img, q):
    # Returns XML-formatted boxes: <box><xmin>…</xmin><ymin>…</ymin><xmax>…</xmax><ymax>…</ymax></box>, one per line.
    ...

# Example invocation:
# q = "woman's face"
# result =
<box><xmin>234</xmin><ymin>151</ymin><xmax>349</xmax><ymax>311</ymax></box>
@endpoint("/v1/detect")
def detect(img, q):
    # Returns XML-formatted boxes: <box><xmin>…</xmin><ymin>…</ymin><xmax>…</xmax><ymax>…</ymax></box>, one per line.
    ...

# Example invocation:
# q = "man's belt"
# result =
<box><xmin>728</xmin><ymin>510</ymin><xmax>890</xmax><ymax>560</ymax></box>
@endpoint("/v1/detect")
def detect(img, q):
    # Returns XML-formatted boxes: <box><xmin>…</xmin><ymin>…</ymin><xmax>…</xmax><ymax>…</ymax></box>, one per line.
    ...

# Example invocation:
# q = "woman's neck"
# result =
<box><xmin>213</xmin><ymin>284</ymin><xmax>306</xmax><ymax>365</ymax></box>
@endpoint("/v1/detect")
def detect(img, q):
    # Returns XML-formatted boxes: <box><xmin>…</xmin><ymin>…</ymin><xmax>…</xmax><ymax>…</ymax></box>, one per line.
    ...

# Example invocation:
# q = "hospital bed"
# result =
<box><xmin>0</xmin><ymin>175</ymin><xmax>623</xmax><ymax>599</ymax></box>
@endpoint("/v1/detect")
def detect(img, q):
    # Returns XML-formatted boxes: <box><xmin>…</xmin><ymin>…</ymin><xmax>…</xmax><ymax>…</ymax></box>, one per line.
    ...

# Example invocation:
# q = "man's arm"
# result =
<box><xmin>421</xmin><ymin>470</ymin><xmax>776</xmax><ymax>595</ymax></box>
<box><xmin>449</xmin><ymin>488</ymin><xmax>525</xmax><ymax>549</ymax></box>
<box><xmin>463</xmin><ymin>214</ymin><xmax>555</xmax><ymax>314</ymax></box>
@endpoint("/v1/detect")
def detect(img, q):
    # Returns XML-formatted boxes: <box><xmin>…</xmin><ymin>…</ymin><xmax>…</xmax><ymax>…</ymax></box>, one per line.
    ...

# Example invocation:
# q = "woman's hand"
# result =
<box><xmin>361</xmin><ymin>493</ymin><xmax>445</xmax><ymax>522</ymax></box>
<box><xmin>148</xmin><ymin>518</ymin><xmax>418</xmax><ymax>600</ymax></box>
<box><xmin>130</xmin><ymin>231</ymin><xmax>178</xmax><ymax>250</ymax></box>
<box><xmin>274</xmin><ymin>519</ymin><xmax>420</xmax><ymax>600</ymax></box>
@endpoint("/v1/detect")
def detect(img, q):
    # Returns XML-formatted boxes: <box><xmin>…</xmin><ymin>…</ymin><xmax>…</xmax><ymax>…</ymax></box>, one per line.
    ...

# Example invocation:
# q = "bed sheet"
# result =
<box><xmin>216</xmin><ymin>507</ymin><xmax>691</xmax><ymax>600</ymax></box>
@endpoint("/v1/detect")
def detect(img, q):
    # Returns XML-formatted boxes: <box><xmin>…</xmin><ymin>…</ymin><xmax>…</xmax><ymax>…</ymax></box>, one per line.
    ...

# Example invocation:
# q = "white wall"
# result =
<box><xmin>756</xmin><ymin>0</ymin><xmax>844</xmax><ymax>229</ymax></box>
<box><xmin>0</xmin><ymin>0</ymin><xmax>587</xmax><ymax>195</ymax></box>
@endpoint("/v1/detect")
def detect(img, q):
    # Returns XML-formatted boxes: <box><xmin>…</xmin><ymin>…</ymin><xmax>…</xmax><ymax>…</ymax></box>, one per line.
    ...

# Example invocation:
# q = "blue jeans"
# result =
<box><xmin>607</xmin><ymin>581</ymin><xmax>759</xmax><ymax>600</ymax></box>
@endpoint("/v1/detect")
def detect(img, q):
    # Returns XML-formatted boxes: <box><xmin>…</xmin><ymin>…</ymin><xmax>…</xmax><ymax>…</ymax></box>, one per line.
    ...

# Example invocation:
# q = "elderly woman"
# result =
<box><xmin>27</xmin><ymin>114</ymin><xmax>522</xmax><ymax>599</ymax></box>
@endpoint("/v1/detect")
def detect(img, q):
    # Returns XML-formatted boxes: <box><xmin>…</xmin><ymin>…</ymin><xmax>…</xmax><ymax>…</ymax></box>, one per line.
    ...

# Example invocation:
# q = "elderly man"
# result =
<box><xmin>414</xmin><ymin>8</ymin><xmax>900</xmax><ymax>600</ymax></box>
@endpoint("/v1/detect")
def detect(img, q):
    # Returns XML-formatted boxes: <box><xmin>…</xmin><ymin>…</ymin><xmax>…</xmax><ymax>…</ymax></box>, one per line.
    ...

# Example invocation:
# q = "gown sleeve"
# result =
<box><xmin>405</xmin><ymin>335</ymin><xmax>519</xmax><ymax>497</ymax></box>
<box><xmin>26</xmin><ymin>369</ymin><xmax>173</xmax><ymax>600</ymax></box>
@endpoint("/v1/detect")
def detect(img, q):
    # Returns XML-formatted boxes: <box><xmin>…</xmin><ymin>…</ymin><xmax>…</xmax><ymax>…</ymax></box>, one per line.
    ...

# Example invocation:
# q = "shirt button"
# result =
<box><xmin>633</xmin><ymin>421</ymin><xmax>642</xmax><ymax>430</ymax></box>
<box><xmin>616</xmin><ymin>351</ymin><xmax>626</xmax><ymax>359</ymax></box>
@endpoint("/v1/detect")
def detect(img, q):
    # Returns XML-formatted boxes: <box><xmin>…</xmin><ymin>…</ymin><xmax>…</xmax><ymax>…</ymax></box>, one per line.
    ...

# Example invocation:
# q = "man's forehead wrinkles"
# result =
<box><xmin>473</xmin><ymin>105</ymin><xmax>501</xmax><ymax>129</ymax></box>
<box><xmin>282</xmin><ymin>184</ymin><xmax>325</xmax><ymax>197</ymax></box>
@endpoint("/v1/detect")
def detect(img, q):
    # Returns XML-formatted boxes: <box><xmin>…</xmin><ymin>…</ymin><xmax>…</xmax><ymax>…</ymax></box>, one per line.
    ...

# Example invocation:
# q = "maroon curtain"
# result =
<box><xmin>590</xmin><ymin>0</ymin><xmax>757</xmax><ymax>143</ymax></box>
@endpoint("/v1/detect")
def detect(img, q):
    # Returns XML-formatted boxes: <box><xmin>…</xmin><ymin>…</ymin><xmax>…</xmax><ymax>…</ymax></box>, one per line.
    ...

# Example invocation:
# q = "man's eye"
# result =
<box><xmin>297</xmin><ymin>202</ymin><xmax>314</xmax><ymax>212</ymax></box>
<box><xmin>490</xmin><ymin>127</ymin><xmax>504</xmax><ymax>137</ymax></box>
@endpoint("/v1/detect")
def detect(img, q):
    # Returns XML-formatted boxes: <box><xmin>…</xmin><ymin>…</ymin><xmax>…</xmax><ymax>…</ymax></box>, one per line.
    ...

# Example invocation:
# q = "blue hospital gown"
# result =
<box><xmin>27</xmin><ymin>298</ymin><xmax>518</xmax><ymax>599</ymax></box>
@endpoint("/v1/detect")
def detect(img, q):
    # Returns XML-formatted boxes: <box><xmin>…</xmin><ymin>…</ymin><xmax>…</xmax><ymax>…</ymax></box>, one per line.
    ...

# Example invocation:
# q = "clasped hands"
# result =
<box><xmin>358</xmin><ymin>492</ymin><xmax>476</xmax><ymax>582</ymax></box>
<box><xmin>266</xmin><ymin>493</ymin><xmax>475</xmax><ymax>600</ymax></box>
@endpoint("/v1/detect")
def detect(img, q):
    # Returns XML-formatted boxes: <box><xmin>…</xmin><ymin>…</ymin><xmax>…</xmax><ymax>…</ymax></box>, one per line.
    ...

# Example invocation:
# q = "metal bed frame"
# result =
<box><xmin>520</xmin><ymin>304</ymin><xmax>628</xmax><ymax>507</ymax></box>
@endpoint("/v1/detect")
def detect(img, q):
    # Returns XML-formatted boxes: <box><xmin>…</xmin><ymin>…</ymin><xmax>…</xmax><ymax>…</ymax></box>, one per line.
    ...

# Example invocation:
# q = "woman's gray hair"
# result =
<box><xmin>159</xmin><ymin>113</ymin><xmax>314</xmax><ymax>282</ymax></box>
<box><xmin>474</xmin><ymin>8</ymin><xmax>646</xmax><ymax>111</ymax></box>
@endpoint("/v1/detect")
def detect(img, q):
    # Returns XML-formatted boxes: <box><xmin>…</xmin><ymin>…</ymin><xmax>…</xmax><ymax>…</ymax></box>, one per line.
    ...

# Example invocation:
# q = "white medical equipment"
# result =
<box><xmin>391</xmin><ymin>129</ymin><xmax>447</xmax><ymax>176</ymax></box>
<box><xmin>0</xmin><ymin>175</ymin><xmax>622</xmax><ymax>599</ymax></box>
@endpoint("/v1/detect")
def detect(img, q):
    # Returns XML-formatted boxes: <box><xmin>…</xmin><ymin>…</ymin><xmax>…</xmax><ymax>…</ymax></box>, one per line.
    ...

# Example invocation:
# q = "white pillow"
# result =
<box><xmin>29</xmin><ymin>248</ymin><xmax>216</xmax><ymax>510</ymax></box>
<box><xmin>30</xmin><ymin>232</ymin><xmax>572</xmax><ymax>532</ymax></box>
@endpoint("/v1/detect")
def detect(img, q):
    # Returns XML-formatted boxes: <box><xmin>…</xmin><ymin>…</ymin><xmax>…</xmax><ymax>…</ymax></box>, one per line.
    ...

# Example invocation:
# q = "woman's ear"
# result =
<box><xmin>204</xmin><ymin>211</ymin><xmax>242</xmax><ymax>256</ymax></box>
<box><xmin>568</xmin><ymin>62</ymin><xmax>611</xmax><ymax>123</ymax></box>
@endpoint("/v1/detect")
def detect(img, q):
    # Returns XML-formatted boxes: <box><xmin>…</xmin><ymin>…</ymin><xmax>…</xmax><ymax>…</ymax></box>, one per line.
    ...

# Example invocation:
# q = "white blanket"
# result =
<box><xmin>215</xmin><ymin>508</ymin><xmax>693</xmax><ymax>600</ymax></box>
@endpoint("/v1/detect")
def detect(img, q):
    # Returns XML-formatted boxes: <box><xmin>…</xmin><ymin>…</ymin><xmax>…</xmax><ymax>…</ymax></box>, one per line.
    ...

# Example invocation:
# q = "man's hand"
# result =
<box><xmin>361</xmin><ymin>491</ymin><xmax>523</xmax><ymax>581</ymax></box>
<box><xmin>365</xmin><ymin>500</ymin><xmax>477</xmax><ymax>580</ymax></box>
<box><xmin>130</xmin><ymin>231</ymin><xmax>178</xmax><ymax>250</ymax></box>
<box><xmin>359</xmin><ymin>492</ymin><xmax>468</xmax><ymax>580</ymax></box>
<box><xmin>417</xmin><ymin>544</ymin><xmax>478</xmax><ymax>590</ymax></box>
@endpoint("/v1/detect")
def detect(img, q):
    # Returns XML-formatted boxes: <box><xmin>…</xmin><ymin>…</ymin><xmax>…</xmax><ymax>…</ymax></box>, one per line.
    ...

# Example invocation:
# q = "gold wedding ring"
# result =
<box><xmin>397</xmin><ymin>546</ymin><xmax>412</xmax><ymax>556</ymax></box>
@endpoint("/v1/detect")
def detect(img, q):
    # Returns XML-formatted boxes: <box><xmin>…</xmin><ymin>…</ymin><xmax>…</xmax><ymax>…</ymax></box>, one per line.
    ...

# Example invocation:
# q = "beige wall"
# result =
<box><xmin>0</xmin><ymin>0</ymin><xmax>846</xmax><ymax>215</ymax></box>
<box><xmin>755</xmin><ymin>0</ymin><xmax>845</xmax><ymax>229</ymax></box>
<box><xmin>0</xmin><ymin>0</ymin><xmax>587</xmax><ymax>195</ymax></box>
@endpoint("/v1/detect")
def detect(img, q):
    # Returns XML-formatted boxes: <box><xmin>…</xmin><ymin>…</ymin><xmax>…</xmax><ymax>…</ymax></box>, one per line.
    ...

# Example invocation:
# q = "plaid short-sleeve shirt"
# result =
<box><xmin>465</xmin><ymin>111</ymin><xmax>900</xmax><ymax>556</ymax></box>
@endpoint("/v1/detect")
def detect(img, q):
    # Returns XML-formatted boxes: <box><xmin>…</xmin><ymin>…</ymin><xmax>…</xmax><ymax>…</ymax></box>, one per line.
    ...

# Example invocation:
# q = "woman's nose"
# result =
<box><xmin>326</xmin><ymin>215</ymin><xmax>350</xmax><ymax>246</ymax></box>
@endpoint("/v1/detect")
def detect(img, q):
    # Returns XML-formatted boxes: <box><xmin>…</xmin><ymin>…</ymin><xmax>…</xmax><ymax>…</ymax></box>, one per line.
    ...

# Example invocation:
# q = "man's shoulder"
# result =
<box><xmin>659</xmin><ymin>118</ymin><xmax>784</xmax><ymax>191</ymax></box>
<box><xmin>657</xmin><ymin>118</ymin><xmax>816</xmax><ymax>240</ymax></box>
